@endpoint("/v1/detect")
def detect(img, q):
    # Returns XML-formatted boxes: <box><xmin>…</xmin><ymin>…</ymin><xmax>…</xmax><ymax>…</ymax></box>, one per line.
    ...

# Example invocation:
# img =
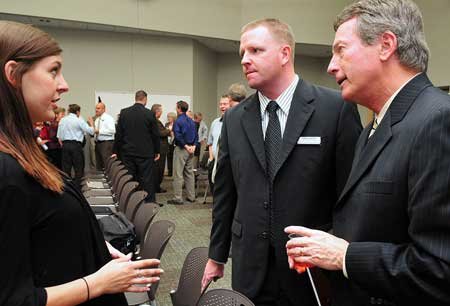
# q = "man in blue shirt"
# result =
<box><xmin>57</xmin><ymin>104</ymin><xmax>94</xmax><ymax>188</ymax></box>
<box><xmin>167</xmin><ymin>100</ymin><xmax>197</xmax><ymax>205</ymax></box>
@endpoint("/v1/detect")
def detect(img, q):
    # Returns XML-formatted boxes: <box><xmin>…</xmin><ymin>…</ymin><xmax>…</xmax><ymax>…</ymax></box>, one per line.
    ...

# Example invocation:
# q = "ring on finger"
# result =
<box><xmin>136</xmin><ymin>269</ymin><xmax>143</xmax><ymax>278</ymax></box>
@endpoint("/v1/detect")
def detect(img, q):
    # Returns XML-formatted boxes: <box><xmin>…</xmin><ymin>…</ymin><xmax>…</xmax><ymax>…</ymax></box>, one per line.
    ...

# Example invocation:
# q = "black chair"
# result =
<box><xmin>132</xmin><ymin>202</ymin><xmax>160</xmax><ymax>243</ymax></box>
<box><xmin>197</xmin><ymin>289</ymin><xmax>255</xmax><ymax>306</ymax></box>
<box><xmin>126</xmin><ymin>220</ymin><xmax>176</xmax><ymax>306</ymax></box>
<box><xmin>170</xmin><ymin>247</ymin><xmax>209</xmax><ymax>306</ymax></box>
<box><xmin>124</xmin><ymin>190</ymin><xmax>148</xmax><ymax>221</ymax></box>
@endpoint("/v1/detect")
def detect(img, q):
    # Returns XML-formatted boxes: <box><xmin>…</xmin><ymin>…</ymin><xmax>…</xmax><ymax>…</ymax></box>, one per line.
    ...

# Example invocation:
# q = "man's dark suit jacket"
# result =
<box><xmin>331</xmin><ymin>73</ymin><xmax>450</xmax><ymax>306</ymax></box>
<box><xmin>157</xmin><ymin>119</ymin><xmax>170</xmax><ymax>154</ymax></box>
<box><xmin>114</xmin><ymin>103</ymin><xmax>160</xmax><ymax>158</ymax></box>
<box><xmin>209</xmin><ymin>78</ymin><xmax>362</xmax><ymax>305</ymax></box>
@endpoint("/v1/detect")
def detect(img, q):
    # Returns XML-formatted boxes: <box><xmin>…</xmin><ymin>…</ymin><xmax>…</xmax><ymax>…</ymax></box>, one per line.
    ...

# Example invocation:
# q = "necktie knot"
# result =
<box><xmin>372</xmin><ymin>117</ymin><xmax>379</xmax><ymax>131</ymax></box>
<box><xmin>266</xmin><ymin>101</ymin><xmax>279</xmax><ymax>113</ymax></box>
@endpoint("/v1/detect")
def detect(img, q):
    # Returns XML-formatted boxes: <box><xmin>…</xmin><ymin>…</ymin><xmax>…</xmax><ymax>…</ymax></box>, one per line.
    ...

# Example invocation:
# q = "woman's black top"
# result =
<box><xmin>0</xmin><ymin>152</ymin><xmax>127</xmax><ymax>306</ymax></box>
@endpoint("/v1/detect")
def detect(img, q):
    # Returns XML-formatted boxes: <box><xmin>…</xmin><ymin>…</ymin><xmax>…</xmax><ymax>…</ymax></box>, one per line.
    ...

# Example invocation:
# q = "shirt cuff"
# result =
<box><xmin>210</xmin><ymin>258</ymin><xmax>226</xmax><ymax>265</ymax></box>
<box><xmin>342</xmin><ymin>244</ymin><xmax>349</xmax><ymax>279</ymax></box>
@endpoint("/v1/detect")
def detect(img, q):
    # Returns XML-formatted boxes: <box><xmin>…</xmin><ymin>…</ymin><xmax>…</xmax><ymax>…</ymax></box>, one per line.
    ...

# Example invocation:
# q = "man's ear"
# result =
<box><xmin>280</xmin><ymin>45</ymin><xmax>292</xmax><ymax>66</ymax></box>
<box><xmin>4</xmin><ymin>60</ymin><xmax>19</xmax><ymax>87</ymax></box>
<box><xmin>379</xmin><ymin>31</ymin><xmax>398</xmax><ymax>62</ymax></box>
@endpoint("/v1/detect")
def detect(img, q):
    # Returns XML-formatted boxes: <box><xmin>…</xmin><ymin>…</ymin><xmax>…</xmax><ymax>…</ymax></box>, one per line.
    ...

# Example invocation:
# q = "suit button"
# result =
<box><xmin>263</xmin><ymin>201</ymin><xmax>269</xmax><ymax>209</ymax></box>
<box><xmin>260</xmin><ymin>231</ymin><xmax>268</xmax><ymax>239</ymax></box>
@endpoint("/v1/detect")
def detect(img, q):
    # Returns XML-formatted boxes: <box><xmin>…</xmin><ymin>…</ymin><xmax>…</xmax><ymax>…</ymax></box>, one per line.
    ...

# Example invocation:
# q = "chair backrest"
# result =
<box><xmin>197</xmin><ymin>289</ymin><xmax>255</xmax><ymax>306</ymax></box>
<box><xmin>104</xmin><ymin>155</ymin><xmax>117</xmax><ymax>173</ymax></box>
<box><xmin>111</xmin><ymin>168</ymin><xmax>128</xmax><ymax>191</ymax></box>
<box><xmin>107</xmin><ymin>163</ymin><xmax>125</xmax><ymax>183</ymax></box>
<box><xmin>118</xmin><ymin>181</ymin><xmax>139</xmax><ymax>212</ymax></box>
<box><xmin>113</xmin><ymin>174</ymin><xmax>132</xmax><ymax>199</ymax></box>
<box><xmin>140</xmin><ymin>220</ymin><xmax>176</xmax><ymax>301</ymax></box>
<box><xmin>170</xmin><ymin>247</ymin><xmax>209</xmax><ymax>306</ymax></box>
<box><xmin>132</xmin><ymin>202</ymin><xmax>160</xmax><ymax>242</ymax></box>
<box><xmin>124</xmin><ymin>190</ymin><xmax>147</xmax><ymax>220</ymax></box>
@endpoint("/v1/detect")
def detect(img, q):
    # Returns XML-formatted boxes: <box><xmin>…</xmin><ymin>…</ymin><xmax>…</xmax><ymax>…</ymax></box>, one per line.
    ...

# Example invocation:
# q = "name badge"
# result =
<box><xmin>297</xmin><ymin>136</ymin><xmax>321</xmax><ymax>145</ymax></box>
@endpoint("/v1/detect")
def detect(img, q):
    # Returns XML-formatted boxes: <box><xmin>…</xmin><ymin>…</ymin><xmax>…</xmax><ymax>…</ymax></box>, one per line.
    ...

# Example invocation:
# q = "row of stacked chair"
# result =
<box><xmin>83</xmin><ymin>157</ymin><xmax>176</xmax><ymax>306</ymax></box>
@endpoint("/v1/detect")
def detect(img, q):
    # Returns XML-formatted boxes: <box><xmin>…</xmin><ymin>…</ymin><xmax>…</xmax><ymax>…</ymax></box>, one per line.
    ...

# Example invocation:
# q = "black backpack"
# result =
<box><xmin>99</xmin><ymin>212</ymin><xmax>137</xmax><ymax>255</ymax></box>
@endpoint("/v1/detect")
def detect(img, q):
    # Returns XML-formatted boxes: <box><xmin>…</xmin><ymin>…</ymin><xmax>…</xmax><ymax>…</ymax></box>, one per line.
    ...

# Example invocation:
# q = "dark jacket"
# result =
<box><xmin>114</xmin><ymin>103</ymin><xmax>160</xmax><ymax>158</ymax></box>
<box><xmin>331</xmin><ymin>73</ymin><xmax>450</xmax><ymax>306</ymax></box>
<box><xmin>208</xmin><ymin>78</ymin><xmax>362</xmax><ymax>305</ymax></box>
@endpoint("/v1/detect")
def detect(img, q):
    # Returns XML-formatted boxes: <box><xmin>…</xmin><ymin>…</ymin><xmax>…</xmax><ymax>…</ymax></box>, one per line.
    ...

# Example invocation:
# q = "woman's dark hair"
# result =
<box><xmin>0</xmin><ymin>21</ymin><xmax>64</xmax><ymax>193</ymax></box>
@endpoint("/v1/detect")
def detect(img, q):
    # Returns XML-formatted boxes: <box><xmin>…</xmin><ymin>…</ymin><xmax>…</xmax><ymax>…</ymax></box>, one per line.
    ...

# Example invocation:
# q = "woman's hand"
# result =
<box><xmin>85</xmin><ymin>254</ymin><xmax>164</xmax><ymax>298</ymax></box>
<box><xmin>105</xmin><ymin>240</ymin><xmax>127</xmax><ymax>259</ymax></box>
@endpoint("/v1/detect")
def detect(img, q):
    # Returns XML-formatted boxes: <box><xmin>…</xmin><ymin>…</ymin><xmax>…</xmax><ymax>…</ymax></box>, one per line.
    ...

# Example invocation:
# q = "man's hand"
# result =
<box><xmin>88</xmin><ymin>116</ymin><xmax>94</xmax><ymax>126</ymax></box>
<box><xmin>184</xmin><ymin>145</ymin><xmax>195</xmax><ymax>154</ymax></box>
<box><xmin>285</xmin><ymin>226</ymin><xmax>349</xmax><ymax>272</ymax></box>
<box><xmin>154</xmin><ymin>154</ymin><xmax>160</xmax><ymax>161</ymax></box>
<box><xmin>201</xmin><ymin>259</ymin><xmax>224</xmax><ymax>292</ymax></box>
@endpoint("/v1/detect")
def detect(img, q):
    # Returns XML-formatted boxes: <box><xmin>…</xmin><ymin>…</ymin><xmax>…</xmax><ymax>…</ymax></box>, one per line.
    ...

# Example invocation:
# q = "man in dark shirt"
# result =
<box><xmin>113</xmin><ymin>90</ymin><xmax>160</xmax><ymax>202</ymax></box>
<box><xmin>151</xmin><ymin>103</ymin><xmax>171</xmax><ymax>195</ymax></box>
<box><xmin>167</xmin><ymin>100</ymin><xmax>197</xmax><ymax>205</ymax></box>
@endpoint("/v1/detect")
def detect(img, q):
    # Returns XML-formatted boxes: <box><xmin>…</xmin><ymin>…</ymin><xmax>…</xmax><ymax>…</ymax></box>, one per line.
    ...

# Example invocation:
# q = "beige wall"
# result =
<box><xmin>45</xmin><ymin>27</ymin><xmax>194</xmax><ymax>118</ymax></box>
<box><xmin>2</xmin><ymin>0</ymin><xmax>448</xmax><ymax>122</ymax></box>
<box><xmin>416</xmin><ymin>0</ymin><xmax>450</xmax><ymax>87</ymax></box>
<box><xmin>193</xmin><ymin>42</ymin><xmax>218</xmax><ymax>126</ymax></box>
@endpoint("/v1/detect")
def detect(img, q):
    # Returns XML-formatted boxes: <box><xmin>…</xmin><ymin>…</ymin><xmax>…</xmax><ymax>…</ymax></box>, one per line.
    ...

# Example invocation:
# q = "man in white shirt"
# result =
<box><xmin>93</xmin><ymin>102</ymin><xmax>115</xmax><ymax>170</ymax></box>
<box><xmin>206</xmin><ymin>95</ymin><xmax>230</xmax><ymax>192</ymax></box>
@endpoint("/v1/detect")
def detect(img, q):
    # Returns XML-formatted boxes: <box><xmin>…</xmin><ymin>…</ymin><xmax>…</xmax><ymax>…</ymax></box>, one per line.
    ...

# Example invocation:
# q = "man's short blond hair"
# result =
<box><xmin>241</xmin><ymin>18</ymin><xmax>296</xmax><ymax>61</ymax></box>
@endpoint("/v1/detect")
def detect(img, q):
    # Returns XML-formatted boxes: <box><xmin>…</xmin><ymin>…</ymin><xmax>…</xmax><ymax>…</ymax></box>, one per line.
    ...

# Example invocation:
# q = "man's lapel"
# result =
<box><xmin>336</xmin><ymin>73</ymin><xmax>433</xmax><ymax>205</ymax></box>
<box><xmin>273</xmin><ymin>79</ymin><xmax>315</xmax><ymax>178</ymax></box>
<box><xmin>241</xmin><ymin>95</ymin><xmax>267</xmax><ymax>173</ymax></box>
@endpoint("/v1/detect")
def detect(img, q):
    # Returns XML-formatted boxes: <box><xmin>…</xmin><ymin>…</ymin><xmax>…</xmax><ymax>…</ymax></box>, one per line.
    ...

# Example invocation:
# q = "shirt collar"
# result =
<box><xmin>376</xmin><ymin>72</ymin><xmax>421</xmax><ymax>124</ymax></box>
<box><xmin>259</xmin><ymin>74</ymin><xmax>299</xmax><ymax>117</ymax></box>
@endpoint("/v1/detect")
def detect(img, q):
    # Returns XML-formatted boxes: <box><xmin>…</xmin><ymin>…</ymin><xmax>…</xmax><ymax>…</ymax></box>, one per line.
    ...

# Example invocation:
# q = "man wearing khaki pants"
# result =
<box><xmin>167</xmin><ymin>100</ymin><xmax>198</xmax><ymax>205</ymax></box>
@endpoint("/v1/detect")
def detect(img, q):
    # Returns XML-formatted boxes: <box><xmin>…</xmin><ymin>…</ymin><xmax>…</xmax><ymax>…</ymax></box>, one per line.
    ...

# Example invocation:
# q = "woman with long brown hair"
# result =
<box><xmin>0</xmin><ymin>21</ymin><xmax>162</xmax><ymax>306</ymax></box>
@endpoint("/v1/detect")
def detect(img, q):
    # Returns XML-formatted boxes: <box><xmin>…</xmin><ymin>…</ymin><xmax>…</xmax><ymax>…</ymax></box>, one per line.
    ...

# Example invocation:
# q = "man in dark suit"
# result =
<box><xmin>202</xmin><ymin>18</ymin><xmax>362</xmax><ymax>306</ymax></box>
<box><xmin>113</xmin><ymin>90</ymin><xmax>160</xmax><ymax>202</ymax></box>
<box><xmin>151</xmin><ymin>103</ymin><xmax>170</xmax><ymax>194</ymax></box>
<box><xmin>286</xmin><ymin>1</ymin><xmax>450</xmax><ymax>305</ymax></box>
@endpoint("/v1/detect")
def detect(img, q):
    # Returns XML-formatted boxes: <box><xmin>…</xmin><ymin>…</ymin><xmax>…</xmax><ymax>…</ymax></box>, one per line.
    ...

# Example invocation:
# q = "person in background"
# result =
<box><xmin>209</xmin><ymin>84</ymin><xmax>249</xmax><ymax>182</ymax></box>
<box><xmin>57</xmin><ymin>103</ymin><xmax>94</xmax><ymax>189</ymax></box>
<box><xmin>165</xmin><ymin>112</ymin><xmax>177</xmax><ymax>177</ymax></box>
<box><xmin>151</xmin><ymin>103</ymin><xmax>170</xmax><ymax>196</ymax></box>
<box><xmin>227</xmin><ymin>83</ymin><xmax>247</xmax><ymax>107</ymax></box>
<box><xmin>206</xmin><ymin>95</ymin><xmax>230</xmax><ymax>193</ymax></box>
<box><xmin>93</xmin><ymin>101</ymin><xmax>115</xmax><ymax>171</ymax></box>
<box><xmin>113</xmin><ymin>90</ymin><xmax>160</xmax><ymax>202</ymax></box>
<box><xmin>193</xmin><ymin>112</ymin><xmax>208</xmax><ymax>169</ymax></box>
<box><xmin>0</xmin><ymin>20</ymin><xmax>162</xmax><ymax>306</ymax></box>
<box><xmin>286</xmin><ymin>1</ymin><xmax>450</xmax><ymax>305</ymax></box>
<box><xmin>167</xmin><ymin>100</ymin><xmax>197</xmax><ymax>205</ymax></box>
<box><xmin>40</xmin><ymin>107</ymin><xmax>65</xmax><ymax>169</ymax></box>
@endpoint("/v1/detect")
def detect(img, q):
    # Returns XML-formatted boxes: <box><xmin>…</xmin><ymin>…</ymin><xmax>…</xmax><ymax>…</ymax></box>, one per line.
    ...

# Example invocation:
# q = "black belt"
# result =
<box><xmin>62</xmin><ymin>140</ymin><xmax>82</xmax><ymax>144</ymax></box>
<box><xmin>96</xmin><ymin>140</ymin><xmax>114</xmax><ymax>143</ymax></box>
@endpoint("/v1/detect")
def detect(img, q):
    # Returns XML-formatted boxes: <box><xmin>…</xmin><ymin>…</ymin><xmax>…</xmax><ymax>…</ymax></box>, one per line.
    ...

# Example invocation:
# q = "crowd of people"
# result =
<box><xmin>1</xmin><ymin>0</ymin><xmax>450</xmax><ymax>306</ymax></box>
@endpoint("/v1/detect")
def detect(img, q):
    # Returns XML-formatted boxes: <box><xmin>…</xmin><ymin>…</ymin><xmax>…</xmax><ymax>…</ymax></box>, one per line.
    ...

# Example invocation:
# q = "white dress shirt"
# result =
<box><xmin>94</xmin><ymin>112</ymin><xmax>116</xmax><ymax>141</ymax></box>
<box><xmin>258</xmin><ymin>74</ymin><xmax>299</xmax><ymax>139</ymax></box>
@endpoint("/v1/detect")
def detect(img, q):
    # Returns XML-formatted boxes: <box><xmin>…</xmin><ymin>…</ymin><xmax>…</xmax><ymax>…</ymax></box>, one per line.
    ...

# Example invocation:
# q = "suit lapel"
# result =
<box><xmin>337</xmin><ymin>114</ymin><xmax>393</xmax><ymax>204</ymax></box>
<box><xmin>336</xmin><ymin>73</ymin><xmax>433</xmax><ymax>205</ymax></box>
<box><xmin>241</xmin><ymin>95</ymin><xmax>266</xmax><ymax>172</ymax></box>
<box><xmin>273</xmin><ymin>79</ymin><xmax>314</xmax><ymax>178</ymax></box>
